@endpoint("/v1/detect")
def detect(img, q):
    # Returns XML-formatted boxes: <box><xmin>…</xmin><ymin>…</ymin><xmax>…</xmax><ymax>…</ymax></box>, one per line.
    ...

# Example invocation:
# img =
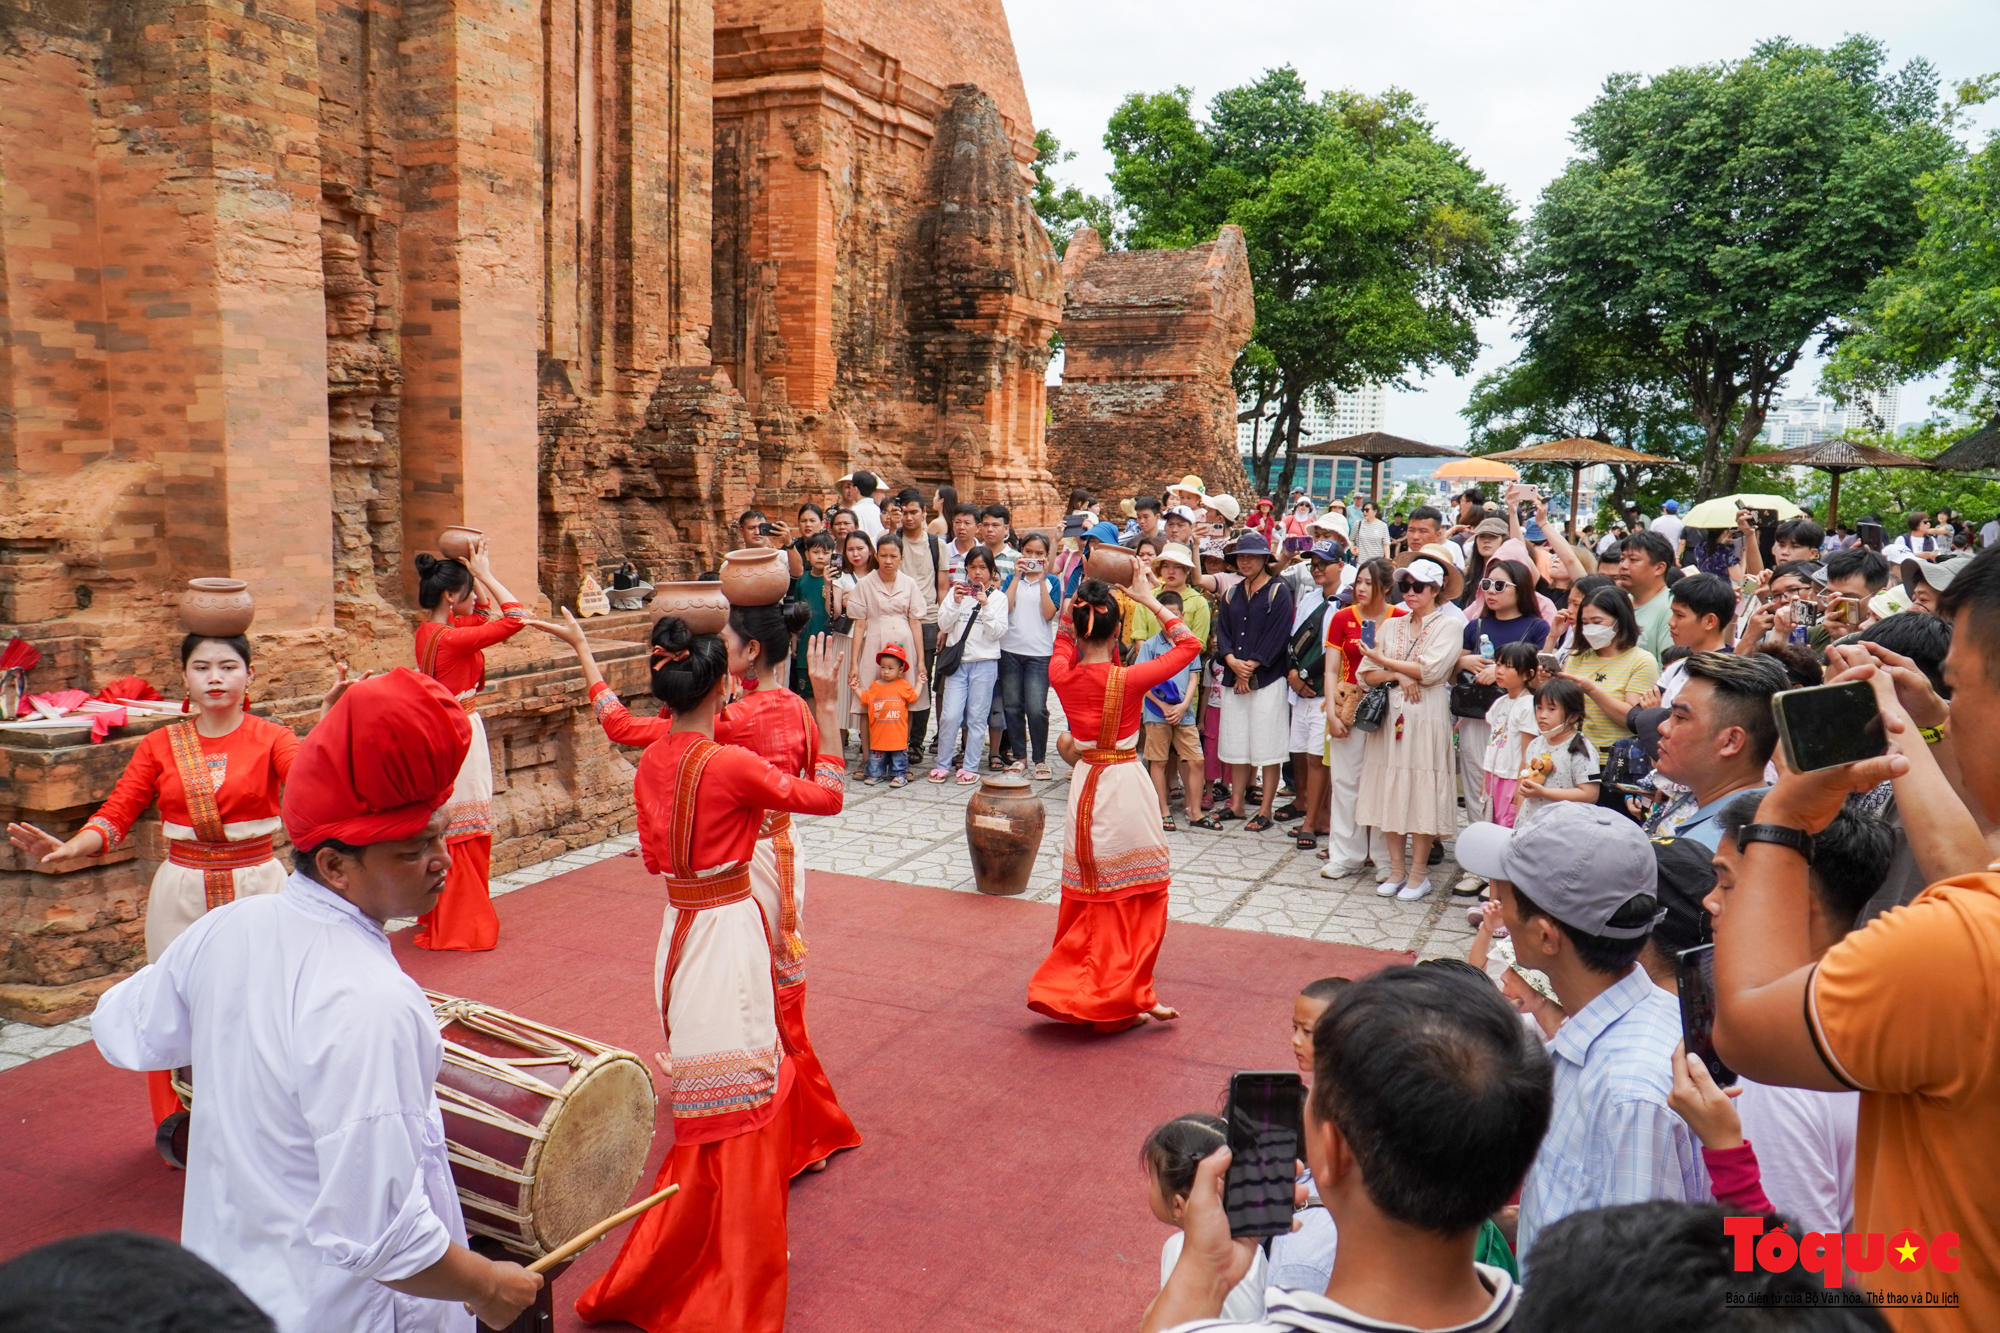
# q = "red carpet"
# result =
<box><xmin>0</xmin><ymin>860</ymin><xmax>1405</xmax><ymax>1331</ymax></box>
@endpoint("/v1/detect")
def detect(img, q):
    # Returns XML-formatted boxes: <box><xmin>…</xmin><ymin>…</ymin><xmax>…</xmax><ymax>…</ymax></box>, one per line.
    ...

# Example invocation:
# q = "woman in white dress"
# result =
<box><xmin>1352</xmin><ymin>556</ymin><xmax>1462</xmax><ymax>901</ymax></box>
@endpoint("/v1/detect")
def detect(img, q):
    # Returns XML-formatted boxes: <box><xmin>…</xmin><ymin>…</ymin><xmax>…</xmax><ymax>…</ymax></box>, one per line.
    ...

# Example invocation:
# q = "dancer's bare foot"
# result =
<box><xmin>1149</xmin><ymin>1004</ymin><xmax>1180</xmax><ymax>1021</ymax></box>
<box><xmin>804</xmin><ymin>1158</ymin><xmax>830</xmax><ymax>1173</ymax></box>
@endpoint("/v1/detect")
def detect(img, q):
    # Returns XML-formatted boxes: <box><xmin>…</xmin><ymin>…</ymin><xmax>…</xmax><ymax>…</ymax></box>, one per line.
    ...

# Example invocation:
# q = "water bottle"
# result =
<box><xmin>1479</xmin><ymin>633</ymin><xmax>1494</xmax><ymax>660</ymax></box>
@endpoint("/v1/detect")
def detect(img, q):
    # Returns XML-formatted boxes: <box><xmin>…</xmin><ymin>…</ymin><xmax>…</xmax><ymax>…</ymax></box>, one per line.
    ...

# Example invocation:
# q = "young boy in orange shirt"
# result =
<box><xmin>859</xmin><ymin>644</ymin><xmax>920</xmax><ymax>785</ymax></box>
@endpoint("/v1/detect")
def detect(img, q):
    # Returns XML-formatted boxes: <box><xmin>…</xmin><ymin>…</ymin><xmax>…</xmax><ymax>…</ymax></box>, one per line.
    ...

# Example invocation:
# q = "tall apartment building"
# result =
<box><xmin>1759</xmin><ymin>388</ymin><xmax>1903</xmax><ymax>446</ymax></box>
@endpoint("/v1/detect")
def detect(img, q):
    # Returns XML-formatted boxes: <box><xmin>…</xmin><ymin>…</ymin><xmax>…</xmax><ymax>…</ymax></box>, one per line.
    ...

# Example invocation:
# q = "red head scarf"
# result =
<box><xmin>283</xmin><ymin>668</ymin><xmax>471</xmax><ymax>851</ymax></box>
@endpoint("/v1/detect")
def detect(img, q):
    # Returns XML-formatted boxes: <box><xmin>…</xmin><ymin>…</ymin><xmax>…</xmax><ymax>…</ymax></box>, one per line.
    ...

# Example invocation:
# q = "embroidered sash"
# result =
<box><xmin>1071</xmin><ymin>665</ymin><xmax>1135</xmax><ymax>895</ymax></box>
<box><xmin>165</xmin><ymin>722</ymin><xmax>248</xmax><ymax>911</ymax></box>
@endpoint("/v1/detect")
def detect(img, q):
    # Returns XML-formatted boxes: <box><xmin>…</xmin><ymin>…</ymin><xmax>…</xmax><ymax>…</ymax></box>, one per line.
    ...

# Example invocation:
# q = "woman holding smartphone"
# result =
<box><xmin>1311</xmin><ymin>558</ymin><xmax>1402</xmax><ymax>869</ymax></box>
<box><xmin>999</xmin><ymin>533</ymin><xmax>1060</xmax><ymax>779</ymax></box>
<box><xmin>828</xmin><ymin>531</ymin><xmax>872</xmax><ymax>754</ymax></box>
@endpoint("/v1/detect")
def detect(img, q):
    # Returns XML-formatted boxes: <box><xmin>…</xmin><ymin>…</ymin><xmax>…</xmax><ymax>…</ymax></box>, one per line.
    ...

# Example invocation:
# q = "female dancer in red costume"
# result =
<box><xmin>571</xmin><ymin>618</ymin><xmax>846</xmax><ymax>1333</ymax></box>
<box><xmin>410</xmin><ymin>537</ymin><xmax>527</xmax><ymax>950</ymax></box>
<box><xmin>7</xmin><ymin>630</ymin><xmax>355</xmax><ymax>1137</ymax></box>
<box><xmin>539</xmin><ymin>601</ymin><xmax>862</xmax><ymax>1176</ymax></box>
<box><xmin>1028</xmin><ymin>572</ymin><xmax>1200</xmax><ymax>1032</ymax></box>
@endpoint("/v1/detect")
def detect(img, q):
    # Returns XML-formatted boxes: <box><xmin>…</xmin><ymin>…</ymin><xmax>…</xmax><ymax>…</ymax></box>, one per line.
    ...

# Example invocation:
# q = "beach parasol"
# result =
<box><xmin>1927</xmin><ymin>417</ymin><xmax>2000</xmax><ymax>475</ymax></box>
<box><xmin>1431</xmin><ymin>458</ymin><xmax>1520</xmax><ymax>482</ymax></box>
<box><xmin>1726</xmin><ymin>437</ymin><xmax>1935</xmax><ymax>528</ymax></box>
<box><xmin>1298</xmin><ymin>432</ymin><xmax>1466</xmax><ymax>502</ymax></box>
<box><xmin>1482</xmin><ymin>438</ymin><xmax>1688</xmax><ymax>539</ymax></box>
<box><xmin>1680</xmin><ymin>494</ymin><xmax>1805</xmax><ymax>529</ymax></box>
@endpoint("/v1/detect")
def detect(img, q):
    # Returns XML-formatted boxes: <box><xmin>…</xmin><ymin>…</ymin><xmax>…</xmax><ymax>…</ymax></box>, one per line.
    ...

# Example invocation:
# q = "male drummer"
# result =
<box><xmin>94</xmin><ymin>669</ymin><xmax>540</xmax><ymax>1333</ymax></box>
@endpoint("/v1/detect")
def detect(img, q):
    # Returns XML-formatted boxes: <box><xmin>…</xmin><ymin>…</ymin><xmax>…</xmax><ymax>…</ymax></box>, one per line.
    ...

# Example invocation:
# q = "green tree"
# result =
<box><xmin>1518</xmin><ymin>36</ymin><xmax>1956</xmax><ymax>500</ymax></box>
<box><xmin>1825</xmin><ymin>129</ymin><xmax>2000</xmax><ymax>421</ymax></box>
<box><xmin>1101</xmin><ymin>70</ymin><xmax>1516</xmax><ymax>497</ymax></box>
<box><xmin>1030</xmin><ymin>130</ymin><xmax>1113</xmax><ymax>255</ymax></box>
<box><xmin>1463</xmin><ymin>341</ymin><xmax>1705</xmax><ymax>527</ymax></box>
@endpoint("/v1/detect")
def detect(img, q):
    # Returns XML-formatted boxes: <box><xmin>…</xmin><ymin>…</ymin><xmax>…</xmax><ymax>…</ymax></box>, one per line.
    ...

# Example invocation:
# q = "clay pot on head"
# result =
<box><xmin>438</xmin><ymin>526</ymin><xmax>483</xmax><ymax>560</ymax></box>
<box><xmin>1084</xmin><ymin>543</ymin><xmax>1137</xmax><ymax>587</ymax></box>
<box><xmin>180</xmin><ymin>579</ymin><xmax>255</xmax><ymax>637</ymax></box>
<box><xmin>648</xmin><ymin>582</ymin><xmax>730</xmax><ymax>635</ymax></box>
<box><xmin>965</xmin><ymin>774</ymin><xmax>1046</xmax><ymax>896</ymax></box>
<box><xmin>720</xmin><ymin>548</ymin><xmax>790</xmax><ymax>606</ymax></box>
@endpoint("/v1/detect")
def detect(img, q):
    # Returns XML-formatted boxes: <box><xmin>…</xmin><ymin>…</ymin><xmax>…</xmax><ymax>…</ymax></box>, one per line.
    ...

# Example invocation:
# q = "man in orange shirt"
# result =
<box><xmin>1714</xmin><ymin>547</ymin><xmax>2000</xmax><ymax>1330</ymax></box>
<box><xmin>858</xmin><ymin>645</ymin><xmax>919</xmax><ymax>786</ymax></box>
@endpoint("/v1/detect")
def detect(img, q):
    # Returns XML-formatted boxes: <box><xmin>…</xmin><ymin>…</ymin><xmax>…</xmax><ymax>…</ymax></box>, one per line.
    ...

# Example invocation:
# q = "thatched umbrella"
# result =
<box><xmin>1481</xmin><ymin>437</ymin><xmax>1687</xmax><ymax>538</ymax></box>
<box><xmin>1298</xmin><ymin>432</ymin><xmax>1466</xmax><ymax>502</ymax></box>
<box><xmin>1929</xmin><ymin>417</ymin><xmax>2000</xmax><ymax>474</ymax></box>
<box><xmin>1726</xmin><ymin>437</ymin><xmax>1934</xmax><ymax>528</ymax></box>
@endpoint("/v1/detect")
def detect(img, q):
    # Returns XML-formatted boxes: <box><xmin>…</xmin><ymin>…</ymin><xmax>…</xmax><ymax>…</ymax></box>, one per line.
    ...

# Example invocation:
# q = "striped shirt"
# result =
<box><xmin>1163</xmin><ymin>1265</ymin><xmax>1516</xmax><ymax>1332</ymax></box>
<box><xmin>1516</xmin><ymin>965</ymin><xmax>1707</xmax><ymax>1267</ymax></box>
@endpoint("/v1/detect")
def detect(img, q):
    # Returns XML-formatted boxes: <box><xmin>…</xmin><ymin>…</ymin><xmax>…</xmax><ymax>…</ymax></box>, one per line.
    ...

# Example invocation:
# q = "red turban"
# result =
<box><xmin>283</xmin><ymin>668</ymin><xmax>472</xmax><ymax>851</ymax></box>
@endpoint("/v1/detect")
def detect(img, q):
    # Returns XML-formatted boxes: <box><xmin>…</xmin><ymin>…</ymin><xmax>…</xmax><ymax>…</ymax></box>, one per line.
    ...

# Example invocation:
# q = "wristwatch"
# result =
<box><xmin>1736</xmin><ymin>823</ymin><xmax>1814</xmax><ymax>863</ymax></box>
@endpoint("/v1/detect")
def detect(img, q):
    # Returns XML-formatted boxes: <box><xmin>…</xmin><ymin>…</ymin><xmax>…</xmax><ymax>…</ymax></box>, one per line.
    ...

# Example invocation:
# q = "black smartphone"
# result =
<box><xmin>1223</xmin><ymin>1070</ymin><xmax>1304</xmax><ymax>1239</ymax></box>
<box><xmin>1772</xmin><ymin>680</ymin><xmax>1887</xmax><ymax>773</ymax></box>
<box><xmin>1676</xmin><ymin>943</ymin><xmax>1736</xmax><ymax>1088</ymax></box>
<box><xmin>1857</xmin><ymin>521</ymin><xmax>1885</xmax><ymax>552</ymax></box>
<box><xmin>758</xmin><ymin>522</ymin><xmax>777</xmax><ymax>536</ymax></box>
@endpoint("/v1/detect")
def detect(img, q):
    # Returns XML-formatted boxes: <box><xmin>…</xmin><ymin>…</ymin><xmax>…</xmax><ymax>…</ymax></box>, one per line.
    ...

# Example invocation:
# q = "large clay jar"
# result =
<box><xmin>438</xmin><ymin>526</ymin><xmax>483</xmax><ymax>559</ymax></box>
<box><xmin>648</xmin><ymin>582</ymin><xmax>730</xmax><ymax>634</ymax></box>
<box><xmin>965</xmin><ymin>774</ymin><xmax>1046</xmax><ymax>896</ymax></box>
<box><xmin>1084</xmin><ymin>543</ymin><xmax>1137</xmax><ymax>586</ymax></box>
<box><xmin>180</xmin><ymin>579</ymin><xmax>255</xmax><ymax>637</ymax></box>
<box><xmin>719</xmin><ymin>548</ymin><xmax>789</xmax><ymax>606</ymax></box>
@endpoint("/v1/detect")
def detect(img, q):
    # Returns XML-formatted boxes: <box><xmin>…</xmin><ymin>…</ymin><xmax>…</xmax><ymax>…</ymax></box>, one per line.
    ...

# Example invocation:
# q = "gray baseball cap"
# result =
<box><xmin>1456</xmin><ymin>805</ymin><xmax>1664</xmax><ymax>939</ymax></box>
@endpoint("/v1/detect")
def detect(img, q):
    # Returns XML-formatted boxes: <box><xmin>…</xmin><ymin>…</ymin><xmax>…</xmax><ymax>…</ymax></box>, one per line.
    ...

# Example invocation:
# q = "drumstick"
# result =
<box><xmin>526</xmin><ymin>1184</ymin><xmax>680</xmax><ymax>1274</ymax></box>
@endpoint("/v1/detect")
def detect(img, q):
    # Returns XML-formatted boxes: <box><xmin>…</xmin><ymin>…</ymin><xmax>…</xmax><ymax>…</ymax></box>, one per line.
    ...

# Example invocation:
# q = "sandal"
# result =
<box><xmin>1214</xmin><ymin>806</ymin><xmax>1242</xmax><ymax>822</ymax></box>
<box><xmin>1316</xmin><ymin>847</ymin><xmax>1330</xmax><ymax>860</ymax></box>
<box><xmin>1296</xmin><ymin>833</ymin><xmax>1317</xmax><ymax>850</ymax></box>
<box><xmin>1033</xmin><ymin>762</ymin><xmax>1053</xmax><ymax>780</ymax></box>
<box><xmin>1162</xmin><ymin>816</ymin><xmax>1177</xmax><ymax>832</ymax></box>
<box><xmin>927</xmin><ymin>767</ymin><xmax>951</xmax><ymax>783</ymax></box>
<box><xmin>1189</xmin><ymin>814</ymin><xmax>1225</xmax><ymax>831</ymax></box>
<box><xmin>1272</xmin><ymin>802</ymin><xmax>1304</xmax><ymax>822</ymax></box>
<box><xmin>956</xmin><ymin>769</ymin><xmax>980</xmax><ymax>785</ymax></box>
<box><xmin>1008</xmin><ymin>759</ymin><xmax>1027</xmax><ymax>773</ymax></box>
<box><xmin>1244</xmin><ymin>814</ymin><xmax>1275</xmax><ymax>833</ymax></box>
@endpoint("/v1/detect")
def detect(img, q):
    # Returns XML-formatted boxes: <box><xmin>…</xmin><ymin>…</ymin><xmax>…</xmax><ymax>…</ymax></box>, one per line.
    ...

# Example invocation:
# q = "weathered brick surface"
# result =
<box><xmin>0</xmin><ymin>0</ymin><xmax>1087</xmax><ymax>1017</ymax></box>
<box><xmin>1048</xmin><ymin>226</ymin><xmax>1255</xmax><ymax>504</ymax></box>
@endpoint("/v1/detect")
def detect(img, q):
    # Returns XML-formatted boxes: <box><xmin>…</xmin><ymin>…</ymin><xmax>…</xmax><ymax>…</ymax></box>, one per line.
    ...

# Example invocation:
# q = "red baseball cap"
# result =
<box><xmin>876</xmin><ymin>644</ymin><xmax>910</xmax><ymax>668</ymax></box>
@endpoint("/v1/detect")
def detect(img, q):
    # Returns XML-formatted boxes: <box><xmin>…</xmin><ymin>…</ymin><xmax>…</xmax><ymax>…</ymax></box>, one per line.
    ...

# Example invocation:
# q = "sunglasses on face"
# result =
<box><xmin>1478</xmin><ymin>579</ymin><xmax>1513</xmax><ymax>593</ymax></box>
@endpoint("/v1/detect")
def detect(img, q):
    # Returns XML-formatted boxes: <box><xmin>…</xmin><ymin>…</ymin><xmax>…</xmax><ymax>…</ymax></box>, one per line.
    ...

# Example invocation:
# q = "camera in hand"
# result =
<box><xmin>1223</xmin><ymin>1071</ymin><xmax>1305</xmax><ymax>1238</ymax></box>
<box><xmin>1771</xmin><ymin>680</ymin><xmax>1887</xmax><ymax>773</ymax></box>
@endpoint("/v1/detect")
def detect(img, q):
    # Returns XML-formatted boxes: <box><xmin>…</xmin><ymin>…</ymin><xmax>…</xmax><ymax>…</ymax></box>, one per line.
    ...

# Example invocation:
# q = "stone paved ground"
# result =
<box><xmin>1</xmin><ymin>709</ymin><xmax>1480</xmax><ymax>1070</ymax></box>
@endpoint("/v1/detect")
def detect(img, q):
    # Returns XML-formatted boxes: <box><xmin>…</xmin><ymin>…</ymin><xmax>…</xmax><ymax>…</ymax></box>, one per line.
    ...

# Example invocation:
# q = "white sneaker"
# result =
<box><xmin>1396</xmin><ymin>878</ymin><xmax>1433</xmax><ymax>902</ymax></box>
<box><xmin>1320</xmin><ymin>861</ymin><xmax>1365</xmax><ymax>880</ymax></box>
<box><xmin>1375</xmin><ymin>865</ymin><xmax>1396</xmax><ymax>883</ymax></box>
<box><xmin>1375</xmin><ymin>878</ymin><xmax>1403</xmax><ymax>897</ymax></box>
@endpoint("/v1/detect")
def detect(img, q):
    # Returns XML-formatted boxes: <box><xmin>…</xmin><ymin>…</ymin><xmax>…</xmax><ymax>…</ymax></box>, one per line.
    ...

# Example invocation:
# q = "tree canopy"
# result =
<box><xmin>1517</xmin><ymin>36</ymin><xmax>1956</xmax><ymax>499</ymax></box>
<box><xmin>1825</xmin><ymin>130</ymin><xmax>2000</xmax><ymax>424</ymax></box>
<box><xmin>1097</xmin><ymin>69</ymin><xmax>1516</xmax><ymax>497</ymax></box>
<box><xmin>1030</xmin><ymin>130</ymin><xmax>1112</xmax><ymax>255</ymax></box>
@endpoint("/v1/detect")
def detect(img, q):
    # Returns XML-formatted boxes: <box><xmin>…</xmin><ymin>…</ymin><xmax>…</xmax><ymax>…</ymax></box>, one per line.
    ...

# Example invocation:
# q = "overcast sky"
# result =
<box><xmin>1008</xmin><ymin>0</ymin><xmax>2000</xmax><ymax>446</ymax></box>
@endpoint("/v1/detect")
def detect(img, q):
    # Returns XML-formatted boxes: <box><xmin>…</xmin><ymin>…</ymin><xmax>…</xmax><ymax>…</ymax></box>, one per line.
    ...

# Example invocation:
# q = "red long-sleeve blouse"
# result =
<box><xmin>1049</xmin><ymin>616</ymin><xmax>1200</xmax><ymax>746</ymax></box>
<box><xmin>414</xmin><ymin>600</ymin><xmax>526</xmax><ymax>695</ymax></box>
<box><xmin>83</xmin><ymin>715</ymin><xmax>299</xmax><ymax>848</ymax></box>
<box><xmin>632</xmin><ymin>731</ymin><xmax>844</xmax><ymax>878</ymax></box>
<box><xmin>589</xmin><ymin>681</ymin><xmax>817</xmax><ymax>779</ymax></box>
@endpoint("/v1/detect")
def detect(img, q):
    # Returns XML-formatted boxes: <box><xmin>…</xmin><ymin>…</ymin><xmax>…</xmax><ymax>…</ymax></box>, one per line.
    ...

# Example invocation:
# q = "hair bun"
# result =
<box><xmin>414</xmin><ymin>552</ymin><xmax>440</xmax><ymax>575</ymax></box>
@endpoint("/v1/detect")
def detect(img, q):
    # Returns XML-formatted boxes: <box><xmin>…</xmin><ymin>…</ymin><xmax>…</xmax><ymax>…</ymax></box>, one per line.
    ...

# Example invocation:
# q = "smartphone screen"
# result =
<box><xmin>1224</xmin><ymin>1071</ymin><xmax>1304</xmax><ymax>1238</ymax></box>
<box><xmin>1676</xmin><ymin>944</ymin><xmax>1736</xmax><ymax>1088</ymax></box>
<box><xmin>1773</xmin><ymin>681</ymin><xmax>1887</xmax><ymax>773</ymax></box>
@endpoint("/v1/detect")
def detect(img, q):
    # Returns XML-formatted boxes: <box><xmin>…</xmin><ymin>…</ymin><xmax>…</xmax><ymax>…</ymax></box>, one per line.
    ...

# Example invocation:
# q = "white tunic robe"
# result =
<box><xmin>93</xmin><ymin>870</ymin><xmax>471</xmax><ymax>1333</ymax></box>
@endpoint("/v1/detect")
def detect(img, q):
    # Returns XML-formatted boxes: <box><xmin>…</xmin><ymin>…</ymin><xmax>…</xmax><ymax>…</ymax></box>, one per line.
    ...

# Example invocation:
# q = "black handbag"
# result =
<box><xmin>1449</xmin><ymin>671</ymin><xmax>1502</xmax><ymax>720</ymax></box>
<box><xmin>1351</xmin><ymin>683</ymin><xmax>1390</xmax><ymax>733</ymax></box>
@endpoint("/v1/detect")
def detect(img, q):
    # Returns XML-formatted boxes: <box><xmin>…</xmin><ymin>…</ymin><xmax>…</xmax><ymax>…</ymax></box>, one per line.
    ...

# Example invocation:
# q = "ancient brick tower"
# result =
<box><xmin>1047</xmin><ymin>227</ymin><xmax>1256</xmax><ymax>506</ymax></box>
<box><xmin>0</xmin><ymin>0</ymin><xmax>1061</xmax><ymax>1020</ymax></box>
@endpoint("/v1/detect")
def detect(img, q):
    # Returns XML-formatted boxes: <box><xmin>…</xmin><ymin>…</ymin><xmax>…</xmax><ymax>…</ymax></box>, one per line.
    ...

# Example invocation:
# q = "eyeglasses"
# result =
<box><xmin>1478</xmin><ymin>579</ymin><xmax>1514</xmax><ymax>593</ymax></box>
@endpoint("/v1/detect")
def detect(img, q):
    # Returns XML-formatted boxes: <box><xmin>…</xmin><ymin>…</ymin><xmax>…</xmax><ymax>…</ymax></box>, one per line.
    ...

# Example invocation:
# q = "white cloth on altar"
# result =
<box><xmin>93</xmin><ymin>870</ymin><xmax>470</xmax><ymax>1333</ymax></box>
